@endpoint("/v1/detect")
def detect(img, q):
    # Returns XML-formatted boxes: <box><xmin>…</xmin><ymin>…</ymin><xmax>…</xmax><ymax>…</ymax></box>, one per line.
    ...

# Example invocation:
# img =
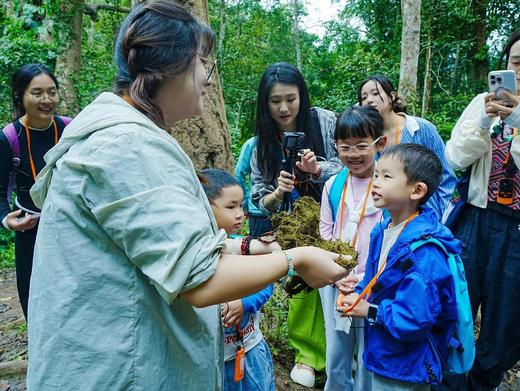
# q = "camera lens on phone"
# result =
<box><xmin>490</xmin><ymin>75</ymin><xmax>495</xmax><ymax>79</ymax></box>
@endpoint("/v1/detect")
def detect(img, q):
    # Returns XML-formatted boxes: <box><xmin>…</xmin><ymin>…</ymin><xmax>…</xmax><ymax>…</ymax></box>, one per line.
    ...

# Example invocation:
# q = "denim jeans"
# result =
<box><xmin>319</xmin><ymin>285</ymin><xmax>372</xmax><ymax>391</ymax></box>
<box><xmin>437</xmin><ymin>204</ymin><xmax>520</xmax><ymax>391</ymax></box>
<box><xmin>248</xmin><ymin>215</ymin><xmax>272</xmax><ymax>238</ymax></box>
<box><xmin>372</xmin><ymin>374</ymin><xmax>430</xmax><ymax>391</ymax></box>
<box><xmin>224</xmin><ymin>339</ymin><xmax>275</xmax><ymax>391</ymax></box>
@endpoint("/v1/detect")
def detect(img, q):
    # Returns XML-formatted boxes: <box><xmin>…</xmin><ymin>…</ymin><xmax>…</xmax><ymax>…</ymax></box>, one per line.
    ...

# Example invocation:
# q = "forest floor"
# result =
<box><xmin>0</xmin><ymin>268</ymin><xmax>518</xmax><ymax>390</ymax></box>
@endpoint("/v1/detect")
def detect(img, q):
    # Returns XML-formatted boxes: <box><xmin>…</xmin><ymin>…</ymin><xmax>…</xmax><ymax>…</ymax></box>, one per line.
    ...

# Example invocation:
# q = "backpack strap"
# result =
<box><xmin>410</xmin><ymin>236</ymin><xmax>449</xmax><ymax>256</ymax></box>
<box><xmin>57</xmin><ymin>115</ymin><xmax>72</xmax><ymax>127</ymax></box>
<box><xmin>1</xmin><ymin>116</ymin><xmax>69</xmax><ymax>205</ymax></box>
<box><xmin>1</xmin><ymin>123</ymin><xmax>21</xmax><ymax>204</ymax></box>
<box><xmin>328</xmin><ymin>167</ymin><xmax>349</xmax><ymax>224</ymax></box>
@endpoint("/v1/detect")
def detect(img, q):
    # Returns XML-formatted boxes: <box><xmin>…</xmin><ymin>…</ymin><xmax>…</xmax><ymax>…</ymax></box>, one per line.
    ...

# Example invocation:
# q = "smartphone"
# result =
<box><xmin>488</xmin><ymin>70</ymin><xmax>517</xmax><ymax>102</ymax></box>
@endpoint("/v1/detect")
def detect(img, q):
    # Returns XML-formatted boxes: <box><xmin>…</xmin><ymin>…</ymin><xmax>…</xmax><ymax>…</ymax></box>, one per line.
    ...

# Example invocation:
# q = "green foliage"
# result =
<box><xmin>0</xmin><ymin>0</ymin><xmax>518</xmax><ymax>160</ymax></box>
<box><xmin>208</xmin><ymin>0</ymin><xmax>518</xmax><ymax>158</ymax></box>
<box><xmin>0</xmin><ymin>229</ymin><xmax>15</xmax><ymax>269</ymax></box>
<box><xmin>259</xmin><ymin>283</ymin><xmax>295</xmax><ymax>360</ymax></box>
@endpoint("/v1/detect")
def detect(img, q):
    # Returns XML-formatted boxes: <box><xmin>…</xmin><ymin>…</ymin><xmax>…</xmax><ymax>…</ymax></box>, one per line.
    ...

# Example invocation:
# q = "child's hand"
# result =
<box><xmin>334</xmin><ymin>275</ymin><xmax>359</xmax><ymax>295</ymax></box>
<box><xmin>337</xmin><ymin>293</ymin><xmax>369</xmax><ymax>318</ymax></box>
<box><xmin>221</xmin><ymin>299</ymin><xmax>244</xmax><ymax>328</ymax></box>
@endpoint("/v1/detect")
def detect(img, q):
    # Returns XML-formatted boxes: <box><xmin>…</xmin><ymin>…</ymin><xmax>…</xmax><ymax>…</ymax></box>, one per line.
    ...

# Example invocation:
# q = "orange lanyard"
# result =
<box><xmin>23</xmin><ymin>119</ymin><xmax>58</xmax><ymax>180</ymax></box>
<box><xmin>337</xmin><ymin>172</ymin><xmax>373</xmax><ymax>248</ymax></box>
<box><xmin>339</xmin><ymin>211</ymin><xmax>420</xmax><ymax>315</ymax></box>
<box><xmin>395</xmin><ymin>117</ymin><xmax>403</xmax><ymax>145</ymax></box>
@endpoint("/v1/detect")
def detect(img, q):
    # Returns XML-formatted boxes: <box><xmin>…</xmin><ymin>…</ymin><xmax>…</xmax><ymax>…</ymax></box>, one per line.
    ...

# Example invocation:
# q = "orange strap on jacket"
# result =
<box><xmin>337</xmin><ymin>172</ymin><xmax>373</xmax><ymax>248</ymax></box>
<box><xmin>337</xmin><ymin>211</ymin><xmax>419</xmax><ymax>315</ymax></box>
<box><xmin>23</xmin><ymin>119</ymin><xmax>58</xmax><ymax>180</ymax></box>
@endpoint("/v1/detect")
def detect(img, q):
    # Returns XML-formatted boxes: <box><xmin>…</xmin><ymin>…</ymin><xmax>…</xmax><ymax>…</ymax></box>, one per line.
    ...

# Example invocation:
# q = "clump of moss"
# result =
<box><xmin>271</xmin><ymin>196</ymin><xmax>358</xmax><ymax>295</ymax></box>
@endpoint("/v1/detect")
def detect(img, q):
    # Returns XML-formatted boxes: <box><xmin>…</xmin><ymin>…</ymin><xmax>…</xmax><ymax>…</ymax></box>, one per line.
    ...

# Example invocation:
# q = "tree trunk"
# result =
<box><xmin>171</xmin><ymin>0</ymin><xmax>233</xmax><ymax>171</ymax></box>
<box><xmin>55</xmin><ymin>0</ymin><xmax>84</xmax><ymax>116</ymax></box>
<box><xmin>217</xmin><ymin>0</ymin><xmax>227</xmax><ymax>62</ymax></box>
<box><xmin>293</xmin><ymin>0</ymin><xmax>302</xmax><ymax>70</ymax></box>
<box><xmin>469</xmin><ymin>0</ymin><xmax>488</xmax><ymax>92</ymax></box>
<box><xmin>450</xmin><ymin>43</ymin><xmax>461</xmax><ymax>93</ymax></box>
<box><xmin>421</xmin><ymin>14</ymin><xmax>432</xmax><ymax>117</ymax></box>
<box><xmin>398</xmin><ymin>0</ymin><xmax>421</xmax><ymax>112</ymax></box>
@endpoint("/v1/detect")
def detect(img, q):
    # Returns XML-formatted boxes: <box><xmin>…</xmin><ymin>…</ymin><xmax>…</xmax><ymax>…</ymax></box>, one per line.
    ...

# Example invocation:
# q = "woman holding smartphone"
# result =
<box><xmin>444</xmin><ymin>29</ymin><xmax>520</xmax><ymax>391</ymax></box>
<box><xmin>0</xmin><ymin>64</ymin><xmax>71</xmax><ymax>319</ymax></box>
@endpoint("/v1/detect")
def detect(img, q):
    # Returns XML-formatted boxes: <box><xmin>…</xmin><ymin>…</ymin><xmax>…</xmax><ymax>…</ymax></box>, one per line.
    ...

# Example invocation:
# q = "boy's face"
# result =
<box><xmin>210</xmin><ymin>185</ymin><xmax>245</xmax><ymax>235</ymax></box>
<box><xmin>336</xmin><ymin>136</ymin><xmax>386</xmax><ymax>178</ymax></box>
<box><xmin>372</xmin><ymin>155</ymin><xmax>418</xmax><ymax>211</ymax></box>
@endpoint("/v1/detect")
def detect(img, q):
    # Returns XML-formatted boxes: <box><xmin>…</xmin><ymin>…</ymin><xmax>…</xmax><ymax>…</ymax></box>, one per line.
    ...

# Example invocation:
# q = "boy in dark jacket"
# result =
<box><xmin>339</xmin><ymin>144</ymin><xmax>459</xmax><ymax>390</ymax></box>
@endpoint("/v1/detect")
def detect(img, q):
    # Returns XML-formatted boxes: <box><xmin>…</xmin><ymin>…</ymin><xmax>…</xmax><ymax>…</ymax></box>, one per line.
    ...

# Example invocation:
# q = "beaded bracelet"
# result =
<box><xmin>276</xmin><ymin>250</ymin><xmax>295</xmax><ymax>277</ymax></box>
<box><xmin>241</xmin><ymin>235</ymin><xmax>252</xmax><ymax>255</ymax></box>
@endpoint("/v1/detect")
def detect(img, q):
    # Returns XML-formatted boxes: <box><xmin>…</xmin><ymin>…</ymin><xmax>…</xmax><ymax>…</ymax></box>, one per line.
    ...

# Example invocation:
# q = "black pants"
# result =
<box><xmin>249</xmin><ymin>215</ymin><xmax>273</xmax><ymax>238</ymax></box>
<box><xmin>437</xmin><ymin>204</ymin><xmax>520</xmax><ymax>391</ymax></box>
<box><xmin>14</xmin><ymin>227</ymin><xmax>37</xmax><ymax>320</ymax></box>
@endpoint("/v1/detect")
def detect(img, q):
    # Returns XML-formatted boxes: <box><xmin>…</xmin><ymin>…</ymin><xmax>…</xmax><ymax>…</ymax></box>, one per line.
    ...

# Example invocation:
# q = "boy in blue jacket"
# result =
<box><xmin>338</xmin><ymin>144</ymin><xmax>459</xmax><ymax>390</ymax></box>
<box><xmin>201</xmin><ymin>168</ymin><xmax>279</xmax><ymax>391</ymax></box>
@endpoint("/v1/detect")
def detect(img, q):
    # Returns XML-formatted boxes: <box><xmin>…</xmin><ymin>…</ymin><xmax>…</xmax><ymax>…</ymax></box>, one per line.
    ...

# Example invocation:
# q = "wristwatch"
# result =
<box><xmin>366</xmin><ymin>304</ymin><xmax>378</xmax><ymax>325</ymax></box>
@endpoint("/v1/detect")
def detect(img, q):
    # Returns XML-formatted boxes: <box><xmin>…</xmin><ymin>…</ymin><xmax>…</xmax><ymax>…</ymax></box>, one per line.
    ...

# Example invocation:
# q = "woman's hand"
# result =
<box><xmin>295</xmin><ymin>149</ymin><xmax>319</xmax><ymax>175</ymax></box>
<box><xmin>221</xmin><ymin>299</ymin><xmax>244</xmax><ymax>328</ymax></box>
<box><xmin>485</xmin><ymin>91</ymin><xmax>520</xmax><ymax>120</ymax></box>
<box><xmin>275</xmin><ymin>170</ymin><xmax>295</xmax><ymax>197</ymax></box>
<box><xmin>290</xmin><ymin>246</ymin><xmax>348</xmax><ymax>288</ymax></box>
<box><xmin>5</xmin><ymin>210</ymin><xmax>39</xmax><ymax>232</ymax></box>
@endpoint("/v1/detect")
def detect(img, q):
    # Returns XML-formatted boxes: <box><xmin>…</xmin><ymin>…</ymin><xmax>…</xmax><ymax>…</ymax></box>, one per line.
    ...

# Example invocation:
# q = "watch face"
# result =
<box><xmin>367</xmin><ymin>305</ymin><xmax>377</xmax><ymax>323</ymax></box>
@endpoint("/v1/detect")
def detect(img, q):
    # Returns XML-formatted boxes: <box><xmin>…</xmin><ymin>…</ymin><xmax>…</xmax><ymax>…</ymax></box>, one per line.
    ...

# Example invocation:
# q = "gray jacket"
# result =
<box><xmin>28</xmin><ymin>92</ymin><xmax>227</xmax><ymax>390</ymax></box>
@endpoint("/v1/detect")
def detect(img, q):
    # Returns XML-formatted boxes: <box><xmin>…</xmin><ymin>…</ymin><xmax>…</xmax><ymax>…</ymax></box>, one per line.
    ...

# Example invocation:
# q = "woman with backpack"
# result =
<box><xmin>0</xmin><ymin>64</ymin><xmax>71</xmax><ymax>319</ymax></box>
<box><xmin>443</xmin><ymin>29</ymin><xmax>520</xmax><ymax>391</ymax></box>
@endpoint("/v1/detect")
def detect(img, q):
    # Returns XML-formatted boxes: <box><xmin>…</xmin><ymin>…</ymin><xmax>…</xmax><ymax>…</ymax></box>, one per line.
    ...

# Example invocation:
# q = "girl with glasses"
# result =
<box><xmin>319</xmin><ymin>105</ymin><xmax>386</xmax><ymax>391</ymax></box>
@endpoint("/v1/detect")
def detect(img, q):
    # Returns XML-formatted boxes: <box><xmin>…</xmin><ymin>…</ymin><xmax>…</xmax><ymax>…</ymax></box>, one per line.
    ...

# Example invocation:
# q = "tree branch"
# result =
<box><xmin>84</xmin><ymin>3</ymin><xmax>131</xmax><ymax>20</ymax></box>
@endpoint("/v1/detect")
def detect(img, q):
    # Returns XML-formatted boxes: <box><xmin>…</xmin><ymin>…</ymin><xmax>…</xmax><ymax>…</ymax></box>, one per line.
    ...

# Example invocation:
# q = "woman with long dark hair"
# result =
<box><xmin>26</xmin><ymin>3</ymin><xmax>346</xmax><ymax>389</ymax></box>
<box><xmin>250</xmin><ymin>62</ymin><xmax>341</xmax><ymax>387</ymax></box>
<box><xmin>0</xmin><ymin>64</ymin><xmax>71</xmax><ymax>319</ymax></box>
<box><xmin>357</xmin><ymin>74</ymin><xmax>456</xmax><ymax>219</ymax></box>
<box><xmin>443</xmin><ymin>29</ymin><xmax>520</xmax><ymax>391</ymax></box>
<box><xmin>250</xmin><ymin>62</ymin><xmax>341</xmax><ymax>235</ymax></box>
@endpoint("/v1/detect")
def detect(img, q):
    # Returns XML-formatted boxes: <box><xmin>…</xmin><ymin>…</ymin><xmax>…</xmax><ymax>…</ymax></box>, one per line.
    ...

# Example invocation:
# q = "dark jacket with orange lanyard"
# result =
<box><xmin>0</xmin><ymin>115</ymin><xmax>70</xmax><ymax>228</ymax></box>
<box><xmin>355</xmin><ymin>207</ymin><xmax>459</xmax><ymax>385</ymax></box>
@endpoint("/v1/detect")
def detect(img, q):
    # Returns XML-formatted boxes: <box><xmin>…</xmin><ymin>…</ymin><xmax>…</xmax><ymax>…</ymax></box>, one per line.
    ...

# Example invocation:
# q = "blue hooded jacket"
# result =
<box><xmin>355</xmin><ymin>207</ymin><xmax>459</xmax><ymax>385</ymax></box>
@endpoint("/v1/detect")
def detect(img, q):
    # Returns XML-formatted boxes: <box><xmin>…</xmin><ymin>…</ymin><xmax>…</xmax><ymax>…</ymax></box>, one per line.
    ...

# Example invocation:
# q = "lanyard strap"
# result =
<box><xmin>395</xmin><ymin>116</ymin><xmax>403</xmax><ymax>145</ymax></box>
<box><xmin>23</xmin><ymin>119</ymin><xmax>58</xmax><ymax>181</ymax></box>
<box><xmin>503</xmin><ymin>127</ymin><xmax>518</xmax><ymax>167</ymax></box>
<box><xmin>338</xmin><ymin>172</ymin><xmax>373</xmax><ymax>248</ymax></box>
<box><xmin>341</xmin><ymin>210</ymin><xmax>419</xmax><ymax>315</ymax></box>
